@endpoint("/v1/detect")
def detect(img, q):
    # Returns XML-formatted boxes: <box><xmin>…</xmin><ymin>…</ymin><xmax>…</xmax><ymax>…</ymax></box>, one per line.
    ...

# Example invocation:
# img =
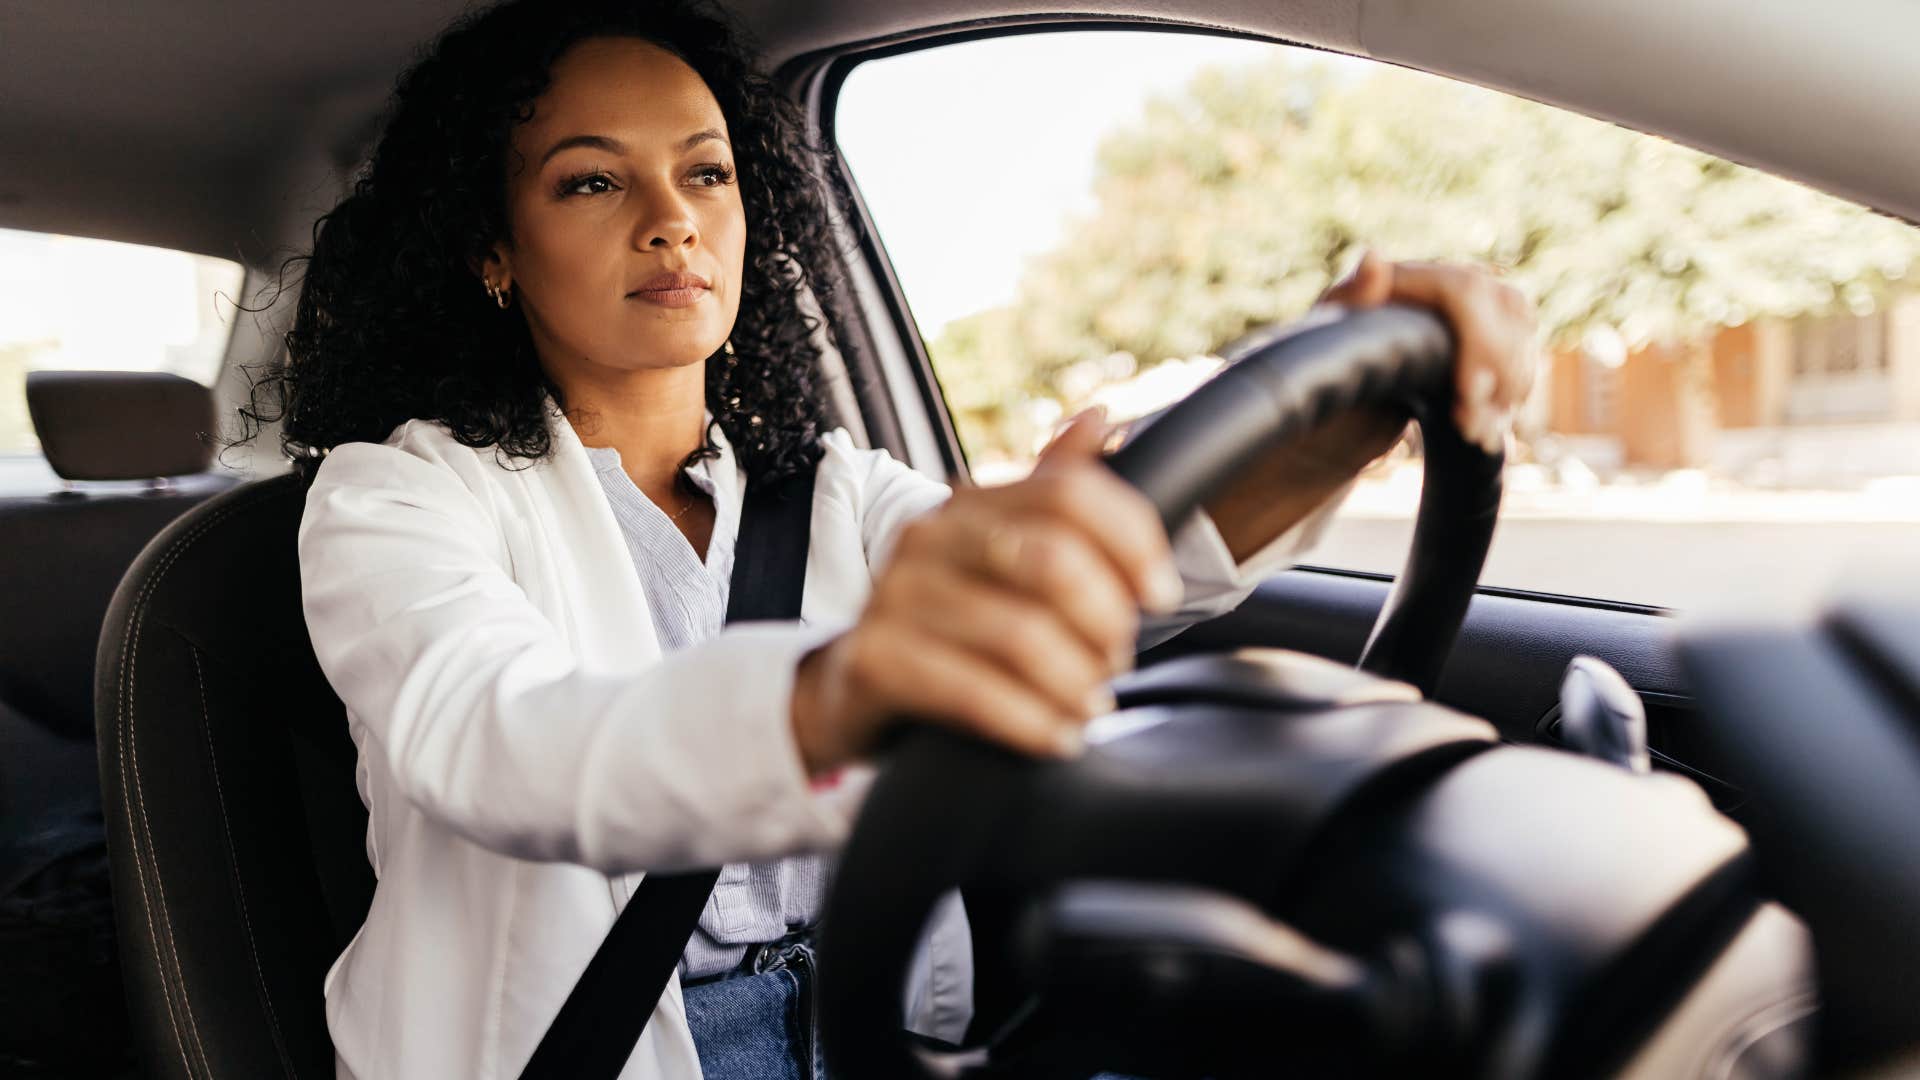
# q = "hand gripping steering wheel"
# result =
<box><xmin>819</xmin><ymin>305</ymin><xmax>1506</xmax><ymax>1078</ymax></box>
<box><xmin>1105</xmin><ymin>304</ymin><xmax>1501</xmax><ymax>697</ymax></box>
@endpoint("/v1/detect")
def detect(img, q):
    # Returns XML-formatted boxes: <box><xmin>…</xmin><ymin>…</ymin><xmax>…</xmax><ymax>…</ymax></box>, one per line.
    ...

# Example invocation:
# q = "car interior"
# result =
<box><xmin>4</xmin><ymin>1</ymin><xmax>1920</xmax><ymax>1078</ymax></box>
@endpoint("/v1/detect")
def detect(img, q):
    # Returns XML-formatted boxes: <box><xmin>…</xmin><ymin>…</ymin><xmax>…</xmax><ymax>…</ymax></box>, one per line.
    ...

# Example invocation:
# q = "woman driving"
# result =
<box><xmin>254</xmin><ymin>0</ymin><xmax>1537</xmax><ymax>1076</ymax></box>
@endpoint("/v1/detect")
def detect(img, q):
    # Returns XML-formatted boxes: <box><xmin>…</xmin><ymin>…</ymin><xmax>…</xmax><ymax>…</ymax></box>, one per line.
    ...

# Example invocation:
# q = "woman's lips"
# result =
<box><xmin>628</xmin><ymin>286</ymin><xmax>708</xmax><ymax>308</ymax></box>
<box><xmin>628</xmin><ymin>270</ymin><xmax>711</xmax><ymax>308</ymax></box>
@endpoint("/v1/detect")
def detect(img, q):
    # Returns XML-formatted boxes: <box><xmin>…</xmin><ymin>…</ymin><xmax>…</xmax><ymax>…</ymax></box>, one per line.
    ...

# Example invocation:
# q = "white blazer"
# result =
<box><xmin>299</xmin><ymin>409</ymin><xmax>1339</xmax><ymax>1080</ymax></box>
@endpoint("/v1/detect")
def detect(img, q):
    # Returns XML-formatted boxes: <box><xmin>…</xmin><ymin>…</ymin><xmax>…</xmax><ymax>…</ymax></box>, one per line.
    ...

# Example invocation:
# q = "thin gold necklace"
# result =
<box><xmin>663</xmin><ymin>491</ymin><xmax>705</xmax><ymax>526</ymax></box>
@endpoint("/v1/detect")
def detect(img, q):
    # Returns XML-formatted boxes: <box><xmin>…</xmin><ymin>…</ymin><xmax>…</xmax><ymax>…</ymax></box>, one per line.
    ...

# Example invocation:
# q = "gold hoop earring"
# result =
<box><xmin>484</xmin><ymin>278</ymin><xmax>511</xmax><ymax>309</ymax></box>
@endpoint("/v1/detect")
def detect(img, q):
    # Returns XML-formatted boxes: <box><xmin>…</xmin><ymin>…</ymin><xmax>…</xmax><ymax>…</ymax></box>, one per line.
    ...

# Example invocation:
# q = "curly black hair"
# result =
<box><xmin>241</xmin><ymin>0</ymin><xmax>845</xmax><ymax>482</ymax></box>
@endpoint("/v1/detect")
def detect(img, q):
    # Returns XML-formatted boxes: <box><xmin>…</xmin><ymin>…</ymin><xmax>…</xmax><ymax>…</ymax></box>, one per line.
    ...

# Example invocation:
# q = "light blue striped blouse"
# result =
<box><xmin>584</xmin><ymin>444</ymin><xmax>830</xmax><ymax>981</ymax></box>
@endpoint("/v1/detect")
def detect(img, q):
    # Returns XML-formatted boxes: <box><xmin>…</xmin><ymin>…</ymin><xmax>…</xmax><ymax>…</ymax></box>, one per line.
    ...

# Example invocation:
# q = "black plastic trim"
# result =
<box><xmin>1143</xmin><ymin>568</ymin><xmax>1692</xmax><ymax>746</ymax></box>
<box><xmin>771</xmin><ymin>60</ymin><xmax>912</xmax><ymax>462</ymax></box>
<box><xmin>814</xmin><ymin>80</ymin><xmax>965</xmax><ymax>478</ymax></box>
<box><xmin>1293</xmin><ymin>563</ymin><xmax>1675</xmax><ymax>619</ymax></box>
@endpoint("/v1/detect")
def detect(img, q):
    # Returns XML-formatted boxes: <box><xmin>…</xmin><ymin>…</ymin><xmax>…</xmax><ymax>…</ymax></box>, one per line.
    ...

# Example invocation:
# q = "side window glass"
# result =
<box><xmin>835</xmin><ymin>31</ymin><xmax>1920</xmax><ymax>609</ymax></box>
<box><xmin>0</xmin><ymin>228</ymin><xmax>244</xmax><ymax>480</ymax></box>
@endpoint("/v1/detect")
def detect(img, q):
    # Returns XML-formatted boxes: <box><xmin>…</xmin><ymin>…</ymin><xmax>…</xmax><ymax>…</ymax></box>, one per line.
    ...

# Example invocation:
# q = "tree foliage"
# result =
<box><xmin>929</xmin><ymin>56</ymin><xmax>1920</xmax><ymax>459</ymax></box>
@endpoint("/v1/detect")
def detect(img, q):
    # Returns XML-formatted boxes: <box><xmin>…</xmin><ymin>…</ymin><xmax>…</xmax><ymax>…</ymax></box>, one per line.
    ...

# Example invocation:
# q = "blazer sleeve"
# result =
<box><xmin>820</xmin><ymin>429</ymin><xmax>1350</xmax><ymax>648</ymax></box>
<box><xmin>298</xmin><ymin>431</ymin><xmax>850</xmax><ymax>876</ymax></box>
<box><xmin>1139</xmin><ymin>479</ymin><xmax>1353</xmax><ymax>648</ymax></box>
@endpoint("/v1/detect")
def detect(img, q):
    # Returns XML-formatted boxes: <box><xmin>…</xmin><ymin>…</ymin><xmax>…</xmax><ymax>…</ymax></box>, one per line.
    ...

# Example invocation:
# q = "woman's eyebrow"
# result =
<box><xmin>539</xmin><ymin>129</ymin><xmax>729</xmax><ymax>167</ymax></box>
<box><xmin>540</xmin><ymin>133</ymin><xmax>625</xmax><ymax>166</ymax></box>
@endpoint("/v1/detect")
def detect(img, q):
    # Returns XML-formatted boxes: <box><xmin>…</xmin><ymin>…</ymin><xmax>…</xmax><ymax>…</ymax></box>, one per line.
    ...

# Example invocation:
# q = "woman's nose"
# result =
<box><xmin>633</xmin><ymin>188</ymin><xmax>698</xmax><ymax>251</ymax></box>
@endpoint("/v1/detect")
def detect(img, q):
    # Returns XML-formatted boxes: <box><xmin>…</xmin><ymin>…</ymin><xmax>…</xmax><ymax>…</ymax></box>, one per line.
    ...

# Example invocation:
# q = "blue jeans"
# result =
<box><xmin>684</xmin><ymin>936</ymin><xmax>825</xmax><ymax>1080</ymax></box>
<box><xmin>684</xmin><ymin>936</ymin><xmax>1141</xmax><ymax>1080</ymax></box>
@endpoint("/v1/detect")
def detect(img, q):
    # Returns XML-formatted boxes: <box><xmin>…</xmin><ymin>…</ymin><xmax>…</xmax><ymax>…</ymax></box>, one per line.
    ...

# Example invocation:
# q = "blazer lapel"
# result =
<box><xmin>525</xmin><ymin>405</ymin><xmax>664</xmax><ymax>671</ymax></box>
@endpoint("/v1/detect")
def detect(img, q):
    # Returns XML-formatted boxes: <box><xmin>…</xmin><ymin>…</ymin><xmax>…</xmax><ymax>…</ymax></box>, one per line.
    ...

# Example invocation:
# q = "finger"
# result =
<box><xmin>1037</xmin><ymin>405</ymin><xmax>1113</xmax><ymax>469</ymax></box>
<box><xmin>1449</xmin><ymin>335</ymin><xmax>1537</xmax><ymax>456</ymax></box>
<box><xmin>1450</xmin><ymin>371</ymin><xmax>1506</xmax><ymax>456</ymax></box>
<box><xmin>849</xmin><ymin>626</ymin><xmax>1088</xmax><ymax>758</ymax></box>
<box><xmin>890</xmin><ymin>565</ymin><xmax>1117</xmax><ymax>715</ymax></box>
<box><xmin>1320</xmin><ymin>248</ymin><xmax>1394</xmax><ymax>309</ymax></box>
<box><xmin>942</xmin><ymin>517</ymin><xmax>1140</xmax><ymax>668</ymax></box>
<box><xmin>1384</xmin><ymin>262</ymin><xmax>1522</xmax><ymax>401</ymax></box>
<box><xmin>1380</xmin><ymin>261</ymin><xmax>1534</xmax><ymax>452</ymax></box>
<box><xmin>994</xmin><ymin>466</ymin><xmax>1183</xmax><ymax>614</ymax></box>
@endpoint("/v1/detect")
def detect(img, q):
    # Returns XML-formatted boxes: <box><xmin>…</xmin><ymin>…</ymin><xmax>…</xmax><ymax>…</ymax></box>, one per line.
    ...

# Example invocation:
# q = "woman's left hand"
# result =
<box><xmin>1203</xmin><ymin>250</ymin><xmax>1539</xmax><ymax>562</ymax></box>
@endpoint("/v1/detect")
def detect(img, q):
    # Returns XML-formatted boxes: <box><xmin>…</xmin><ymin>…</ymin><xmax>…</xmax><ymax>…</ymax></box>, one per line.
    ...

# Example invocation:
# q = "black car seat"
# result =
<box><xmin>0</xmin><ymin>371</ymin><xmax>239</xmax><ymax>1077</ymax></box>
<box><xmin>95</xmin><ymin>462</ymin><xmax>371</xmax><ymax>1079</ymax></box>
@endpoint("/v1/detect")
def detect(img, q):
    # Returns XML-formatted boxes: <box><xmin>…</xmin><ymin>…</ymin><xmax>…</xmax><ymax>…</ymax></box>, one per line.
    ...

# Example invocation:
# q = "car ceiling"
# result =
<box><xmin>3</xmin><ymin>0</ymin><xmax>1916</xmax><ymax>265</ymax></box>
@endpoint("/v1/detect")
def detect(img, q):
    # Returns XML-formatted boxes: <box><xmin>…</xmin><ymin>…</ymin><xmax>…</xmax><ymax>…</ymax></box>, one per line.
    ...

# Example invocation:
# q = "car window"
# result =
<box><xmin>0</xmin><ymin>227</ymin><xmax>244</xmax><ymax>461</ymax></box>
<box><xmin>834</xmin><ymin>30</ymin><xmax>1920</xmax><ymax>610</ymax></box>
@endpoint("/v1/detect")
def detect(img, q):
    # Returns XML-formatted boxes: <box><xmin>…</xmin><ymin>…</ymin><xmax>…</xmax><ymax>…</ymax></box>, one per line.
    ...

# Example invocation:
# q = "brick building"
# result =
<box><xmin>1546</xmin><ymin>293</ymin><xmax>1920</xmax><ymax>471</ymax></box>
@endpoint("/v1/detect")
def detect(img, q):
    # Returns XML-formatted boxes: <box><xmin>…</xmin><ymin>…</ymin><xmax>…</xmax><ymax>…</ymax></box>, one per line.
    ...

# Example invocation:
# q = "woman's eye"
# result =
<box><xmin>558</xmin><ymin>171</ymin><xmax>619</xmax><ymax>197</ymax></box>
<box><xmin>691</xmin><ymin>163</ymin><xmax>736</xmax><ymax>187</ymax></box>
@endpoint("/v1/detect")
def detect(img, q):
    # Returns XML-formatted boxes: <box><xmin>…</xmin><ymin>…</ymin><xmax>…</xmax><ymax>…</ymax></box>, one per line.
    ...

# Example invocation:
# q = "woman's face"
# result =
<box><xmin>486</xmin><ymin>37</ymin><xmax>746</xmax><ymax>380</ymax></box>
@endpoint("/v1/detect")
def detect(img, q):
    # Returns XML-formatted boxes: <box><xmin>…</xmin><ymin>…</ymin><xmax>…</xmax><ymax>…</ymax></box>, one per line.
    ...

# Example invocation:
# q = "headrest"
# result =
<box><xmin>25</xmin><ymin>370</ymin><xmax>217</xmax><ymax>481</ymax></box>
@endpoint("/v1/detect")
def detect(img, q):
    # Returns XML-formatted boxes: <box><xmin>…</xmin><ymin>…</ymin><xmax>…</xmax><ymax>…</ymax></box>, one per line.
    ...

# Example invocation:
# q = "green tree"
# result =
<box><xmin>931</xmin><ymin>56</ymin><xmax>1920</xmax><ymax>460</ymax></box>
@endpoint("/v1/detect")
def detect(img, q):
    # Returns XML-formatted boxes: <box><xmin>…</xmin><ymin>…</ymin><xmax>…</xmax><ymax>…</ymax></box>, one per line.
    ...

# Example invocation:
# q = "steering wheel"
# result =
<box><xmin>820</xmin><ymin>305</ymin><xmax>1506</xmax><ymax>1078</ymax></box>
<box><xmin>1105</xmin><ymin>304</ymin><xmax>1501</xmax><ymax>697</ymax></box>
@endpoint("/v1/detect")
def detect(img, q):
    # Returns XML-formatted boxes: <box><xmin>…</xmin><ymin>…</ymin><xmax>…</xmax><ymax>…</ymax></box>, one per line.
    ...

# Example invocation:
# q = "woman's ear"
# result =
<box><xmin>472</xmin><ymin>245</ymin><xmax>513</xmax><ymax>294</ymax></box>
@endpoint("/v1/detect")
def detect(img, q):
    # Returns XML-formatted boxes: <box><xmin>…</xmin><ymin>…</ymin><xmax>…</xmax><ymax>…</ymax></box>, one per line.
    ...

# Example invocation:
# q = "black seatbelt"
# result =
<box><xmin>519</xmin><ymin>464</ymin><xmax>819</xmax><ymax>1080</ymax></box>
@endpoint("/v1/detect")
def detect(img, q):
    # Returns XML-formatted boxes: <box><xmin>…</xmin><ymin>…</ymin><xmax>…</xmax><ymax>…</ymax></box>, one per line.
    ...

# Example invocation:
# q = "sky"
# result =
<box><xmin>834</xmin><ymin>31</ymin><xmax>1365</xmax><ymax>338</ymax></box>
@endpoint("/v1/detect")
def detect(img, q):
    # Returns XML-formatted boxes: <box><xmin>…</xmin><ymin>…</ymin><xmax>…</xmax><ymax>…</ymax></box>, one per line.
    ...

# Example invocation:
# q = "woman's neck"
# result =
<box><xmin>557</xmin><ymin>361</ymin><xmax>709</xmax><ymax>495</ymax></box>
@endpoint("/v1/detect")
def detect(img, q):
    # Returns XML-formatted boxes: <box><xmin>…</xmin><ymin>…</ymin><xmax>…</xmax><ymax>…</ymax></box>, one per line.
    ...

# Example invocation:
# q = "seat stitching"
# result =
<box><xmin>118</xmin><ymin>559</ymin><xmax>198</xmax><ymax>1077</ymax></box>
<box><xmin>116</xmin><ymin>615</ymin><xmax>193</xmax><ymax>1078</ymax></box>
<box><xmin>127</xmin><ymin>518</ymin><xmax>235</xmax><ymax>1078</ymax></box>
<box><xmin>192</xmin><ymin>646</ymin><xmax>298</xmax><ymax>1075</ymax></box>
<box><xmin>128</xmin><ymin>641</ymin><xmax>213</xmax><ymax>1076</ymax></box>
<box><xmin>113</xmin><ymin>480</ymin><xmax>295</xmax><ymax>1078</ymax></box>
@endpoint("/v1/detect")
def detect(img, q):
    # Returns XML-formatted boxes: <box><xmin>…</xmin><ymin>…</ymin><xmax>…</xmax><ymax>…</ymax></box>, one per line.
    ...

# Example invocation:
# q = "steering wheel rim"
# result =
<box><xmin>819</xmin><ymin>304</ymin><xmax>1505</xmax><ymax>1079</ymax></box>
<box><xmin>1104</xmin><ymin>303</ymin><xmax>1502</xmax><ymax>696</ymax></box>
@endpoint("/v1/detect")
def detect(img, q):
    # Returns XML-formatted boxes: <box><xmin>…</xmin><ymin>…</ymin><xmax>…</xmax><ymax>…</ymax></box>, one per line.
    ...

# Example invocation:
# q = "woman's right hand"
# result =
<box><xmin>789</xmin><ymin>410</ymin><xmax>1183</xmax><ymax>775</ymax></box>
